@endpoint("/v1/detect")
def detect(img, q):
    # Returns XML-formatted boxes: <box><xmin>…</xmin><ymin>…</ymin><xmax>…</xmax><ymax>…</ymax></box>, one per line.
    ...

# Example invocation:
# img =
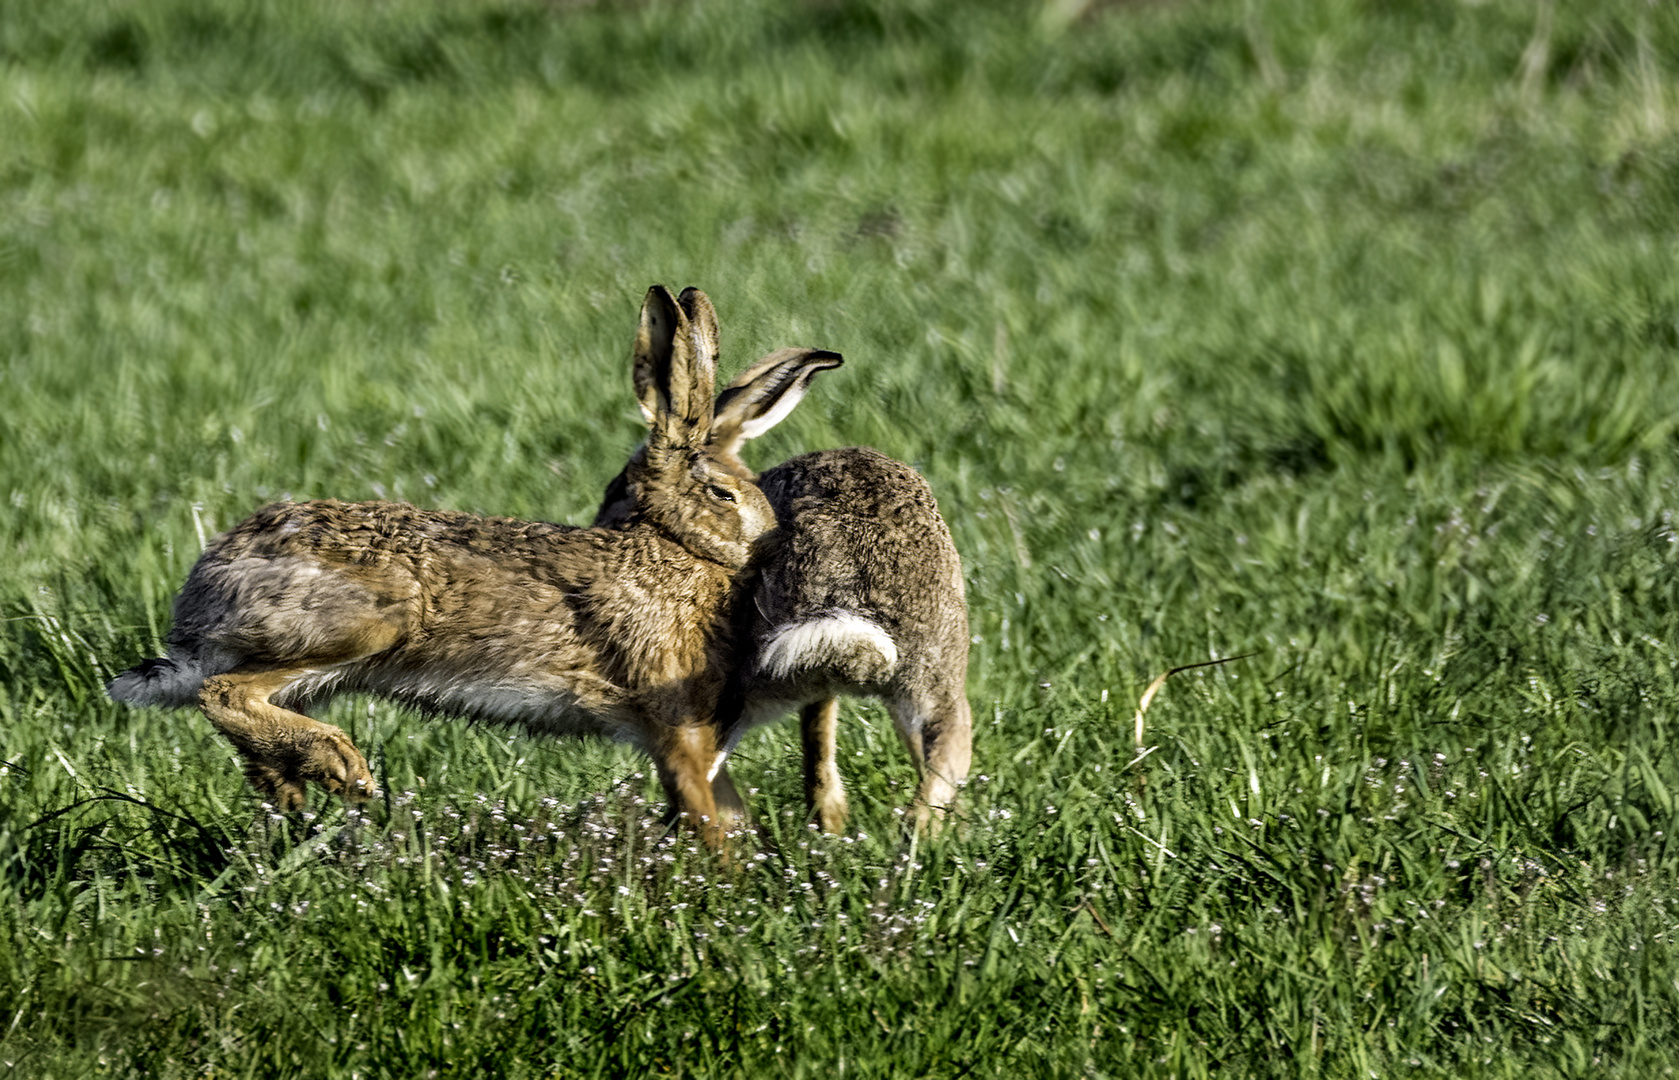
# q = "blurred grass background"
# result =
<box><xmin>4</xmin><ymin>0</ymin><xmax>1679</xmax><ymax>1075</ymax></box>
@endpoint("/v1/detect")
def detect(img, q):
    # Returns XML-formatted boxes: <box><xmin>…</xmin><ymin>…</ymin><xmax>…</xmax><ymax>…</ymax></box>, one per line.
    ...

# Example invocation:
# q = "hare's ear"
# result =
<box><xmin>633</xmin><ymin>285</ymin><xmax>678</xmax><ymax>425</ymax></box>
<box><xmin>678</xmin><ymin>287</ymin><xmax>721</xmax><ymax>368</ymax></box>
<box><xmin>711</xmin><ymin>347</ymin><xmax>844</xmax><ymax>458</ymax></box>
<box><xmin>635</xmin><ymin>284</ymin><xmax>716</xmax><ymax>442</ymax></box>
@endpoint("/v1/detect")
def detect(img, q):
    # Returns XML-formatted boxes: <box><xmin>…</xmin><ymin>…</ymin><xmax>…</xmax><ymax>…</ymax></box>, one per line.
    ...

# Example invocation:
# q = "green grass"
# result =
<box><xmin>5</xmin><ymin>0</ymin><xmax>1679</xmax><ymax>1074</ymax></box>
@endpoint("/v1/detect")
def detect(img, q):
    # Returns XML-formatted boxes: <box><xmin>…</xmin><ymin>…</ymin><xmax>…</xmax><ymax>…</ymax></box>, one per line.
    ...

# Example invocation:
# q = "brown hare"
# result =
<box><xmin>595</xmin><ymin>320</ymin><xmax>972</xmax><ymax>835</ymax></box>
<box><xmin>109</xmin><ymin>285</ymin><xmax>775</xmax><ymax>847</ymax></box>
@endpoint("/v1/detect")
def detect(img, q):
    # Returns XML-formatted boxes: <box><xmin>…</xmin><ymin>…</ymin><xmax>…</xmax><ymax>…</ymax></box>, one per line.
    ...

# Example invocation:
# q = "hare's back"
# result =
<box><xmin>756</xmin><ymin>448</ymin><xmax>965</xmax><ymax>638</ymax></box>
<box><xmin>170</xmin><ymin>500</ymin><xmax>591</xmax><ymax>661</ymax></box>
<box><xmin>758</xmin><ymin>449</ymin><xmax>942</xmax><ymax>526</ymax></box>
<box><xmin>204</xmin><ymin>500</ymin><xmax>580</xmax><ymax>564</ymax></box>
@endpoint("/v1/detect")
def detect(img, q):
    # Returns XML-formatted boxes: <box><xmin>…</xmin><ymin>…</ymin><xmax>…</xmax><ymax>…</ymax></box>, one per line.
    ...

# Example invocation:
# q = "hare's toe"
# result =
<box><xmin>242</xmin><ymin>760</ymin><xmax>309</xmax><ymax>812</ymax></box>
<box><xmin>300</xmin><ymin>728</ymin><xmax>377</xmax><ymax>803</ymax></box>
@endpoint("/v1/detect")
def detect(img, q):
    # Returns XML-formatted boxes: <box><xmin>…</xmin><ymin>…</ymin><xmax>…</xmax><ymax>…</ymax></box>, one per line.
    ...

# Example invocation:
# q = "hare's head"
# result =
<box><xmin>620</xmin><ymin>285</ymin><xmax>789</xmax><ymax>570</ymax></box>
<box><xmin>595</xmin><ymin>290</ymin><xmax>842</xmax><ymax>534</ymax></box>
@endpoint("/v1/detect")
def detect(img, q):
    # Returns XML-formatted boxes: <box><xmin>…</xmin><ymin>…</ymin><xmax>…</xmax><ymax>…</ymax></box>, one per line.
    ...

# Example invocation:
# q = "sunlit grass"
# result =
<box><xmin>4</xmin><ymin>0</ymin><xmax>1679</xmax><ymax>1075</ymax></box>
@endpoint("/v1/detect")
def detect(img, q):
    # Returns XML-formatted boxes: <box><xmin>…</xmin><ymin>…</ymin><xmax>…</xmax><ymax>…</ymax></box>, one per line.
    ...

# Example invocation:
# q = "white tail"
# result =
<box><xmin>758</xmin><ymin>613</ymin><xmax>898</xmax><ymax>685</ymax></box>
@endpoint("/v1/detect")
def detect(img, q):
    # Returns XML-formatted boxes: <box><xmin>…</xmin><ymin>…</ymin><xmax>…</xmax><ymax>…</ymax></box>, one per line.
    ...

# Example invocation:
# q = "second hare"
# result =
<box><xmin>108</xmin><ymin>285</ymin><xmax>772</xmax><ymax>847</ymax></box>
<box><xmin>596</xmin><ymin>324</ymin><xmax>972</xmax><ymax>834</ymax></box>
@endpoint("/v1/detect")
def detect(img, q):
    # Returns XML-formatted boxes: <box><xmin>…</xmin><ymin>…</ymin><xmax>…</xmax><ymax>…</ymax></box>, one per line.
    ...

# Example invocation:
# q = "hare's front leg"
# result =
<box><xmin>799</xmin><ymin>698</ymin><xmax>849</xmax><ymax>834</ymax></box>
<box><xmin>650</xmin><ymin>723</ymin><xmax>726</xmax><ymax>850</ymax></box>
<box><xmin>199</xmin><ymin>670</ymin><xmax>376</xmax><ymax>810</ymax></box>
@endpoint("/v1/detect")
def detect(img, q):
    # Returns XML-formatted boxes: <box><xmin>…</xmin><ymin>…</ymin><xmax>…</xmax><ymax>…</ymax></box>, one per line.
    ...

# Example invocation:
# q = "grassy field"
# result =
<box><xmin>5</xmin><ymin>0</ymin><xmax>1679</xmax><ymax>1075</ymax></box>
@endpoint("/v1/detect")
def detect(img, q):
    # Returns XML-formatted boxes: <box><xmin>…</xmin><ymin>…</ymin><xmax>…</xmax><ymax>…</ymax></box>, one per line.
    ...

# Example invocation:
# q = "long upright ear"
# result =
<box><xmin>634</xmin><ymin>284</ymin><xmax>716</xmax><ymax>445</ymax></box>
<box><xmin>633</xmin><ymin>285</ymin><xmax>679</xmax><ymax>425</ymax></box>
<box><xmin>710</xmin><ymin>347</ymin><xmax>844</xmax><ymax>459</ymax></box>
<box><xmin>678</xmin><ymin>287</ymin><xmax>720</xmax><ymax>371</ymax></box>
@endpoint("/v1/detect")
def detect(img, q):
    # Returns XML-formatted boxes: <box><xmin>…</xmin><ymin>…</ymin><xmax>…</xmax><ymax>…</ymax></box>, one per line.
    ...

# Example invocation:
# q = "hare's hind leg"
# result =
<box><xmin>800</xmin><ymin>698</ymin><xmax>849</xmax><ymax>834</ymax></box>
<box><xmin>199</xmin><ymin>669</ymin><xmax>376</xmax><ymax>811</ymax></box>
<box><xmin>889</xmin><ymin>689</ymin><xmax>972</xmax><ymax>836</ymax></box>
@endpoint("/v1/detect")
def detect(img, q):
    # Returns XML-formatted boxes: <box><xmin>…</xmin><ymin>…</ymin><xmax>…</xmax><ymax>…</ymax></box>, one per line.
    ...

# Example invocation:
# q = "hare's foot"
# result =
<box><xmin>909</xmin><ymin>744</ymin><xmax>969</xmax><ymax>838</ymax></box>
<box><xmin>201</xmin><ymin>671</ymin><xmax>377</xmax><ymax>810</ymax></box>
<box><xmin>710</xmin><ymin>764</ymin><xmax>749</xmax><ymax>828</ymax></box>
<box><xmin>237</xmin><ymin>721</ymin><xmax>375</xmax><ymax>810</ymax></box>
<box><xmin>893</xmin><ymin>692</ymin><xmax>972</xmax><ymax>838</ymax></box>
<box><xmin>799</xmin><ymin>698</ymin><xmax>849</xmax><ymax>834</ymax></box>
<box><xmin>910</xmin><ymin>777</ymin><xmax>958</xmax><ymax>837</ymax></box>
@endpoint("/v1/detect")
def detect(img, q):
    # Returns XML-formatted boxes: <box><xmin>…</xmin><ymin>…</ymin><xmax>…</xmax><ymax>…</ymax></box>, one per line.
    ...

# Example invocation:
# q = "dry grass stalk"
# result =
<box><xmin>1133</xmin><ymin>653</ymin><xmax>1256</xmax><ymax>747</ymax></box>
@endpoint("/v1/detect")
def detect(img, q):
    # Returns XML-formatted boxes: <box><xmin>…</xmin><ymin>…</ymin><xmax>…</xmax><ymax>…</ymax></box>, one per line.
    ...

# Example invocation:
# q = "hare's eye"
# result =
<box><xmin>707</xmin><ymin>484</ymin><xmax>737</xmax><ymax>503</ymax></box>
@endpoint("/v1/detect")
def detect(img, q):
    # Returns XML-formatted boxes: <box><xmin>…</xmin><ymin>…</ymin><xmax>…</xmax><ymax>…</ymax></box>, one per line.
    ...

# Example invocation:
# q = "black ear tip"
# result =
<box><xmin>642</xmin><ymin>284</ymin><xmax>681</xmax><ymax>325</ymax></box>
<box><xmin>677</xmin><ymin>286</ymin><xmax>713</xmax><ymax>322</ymax></box>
